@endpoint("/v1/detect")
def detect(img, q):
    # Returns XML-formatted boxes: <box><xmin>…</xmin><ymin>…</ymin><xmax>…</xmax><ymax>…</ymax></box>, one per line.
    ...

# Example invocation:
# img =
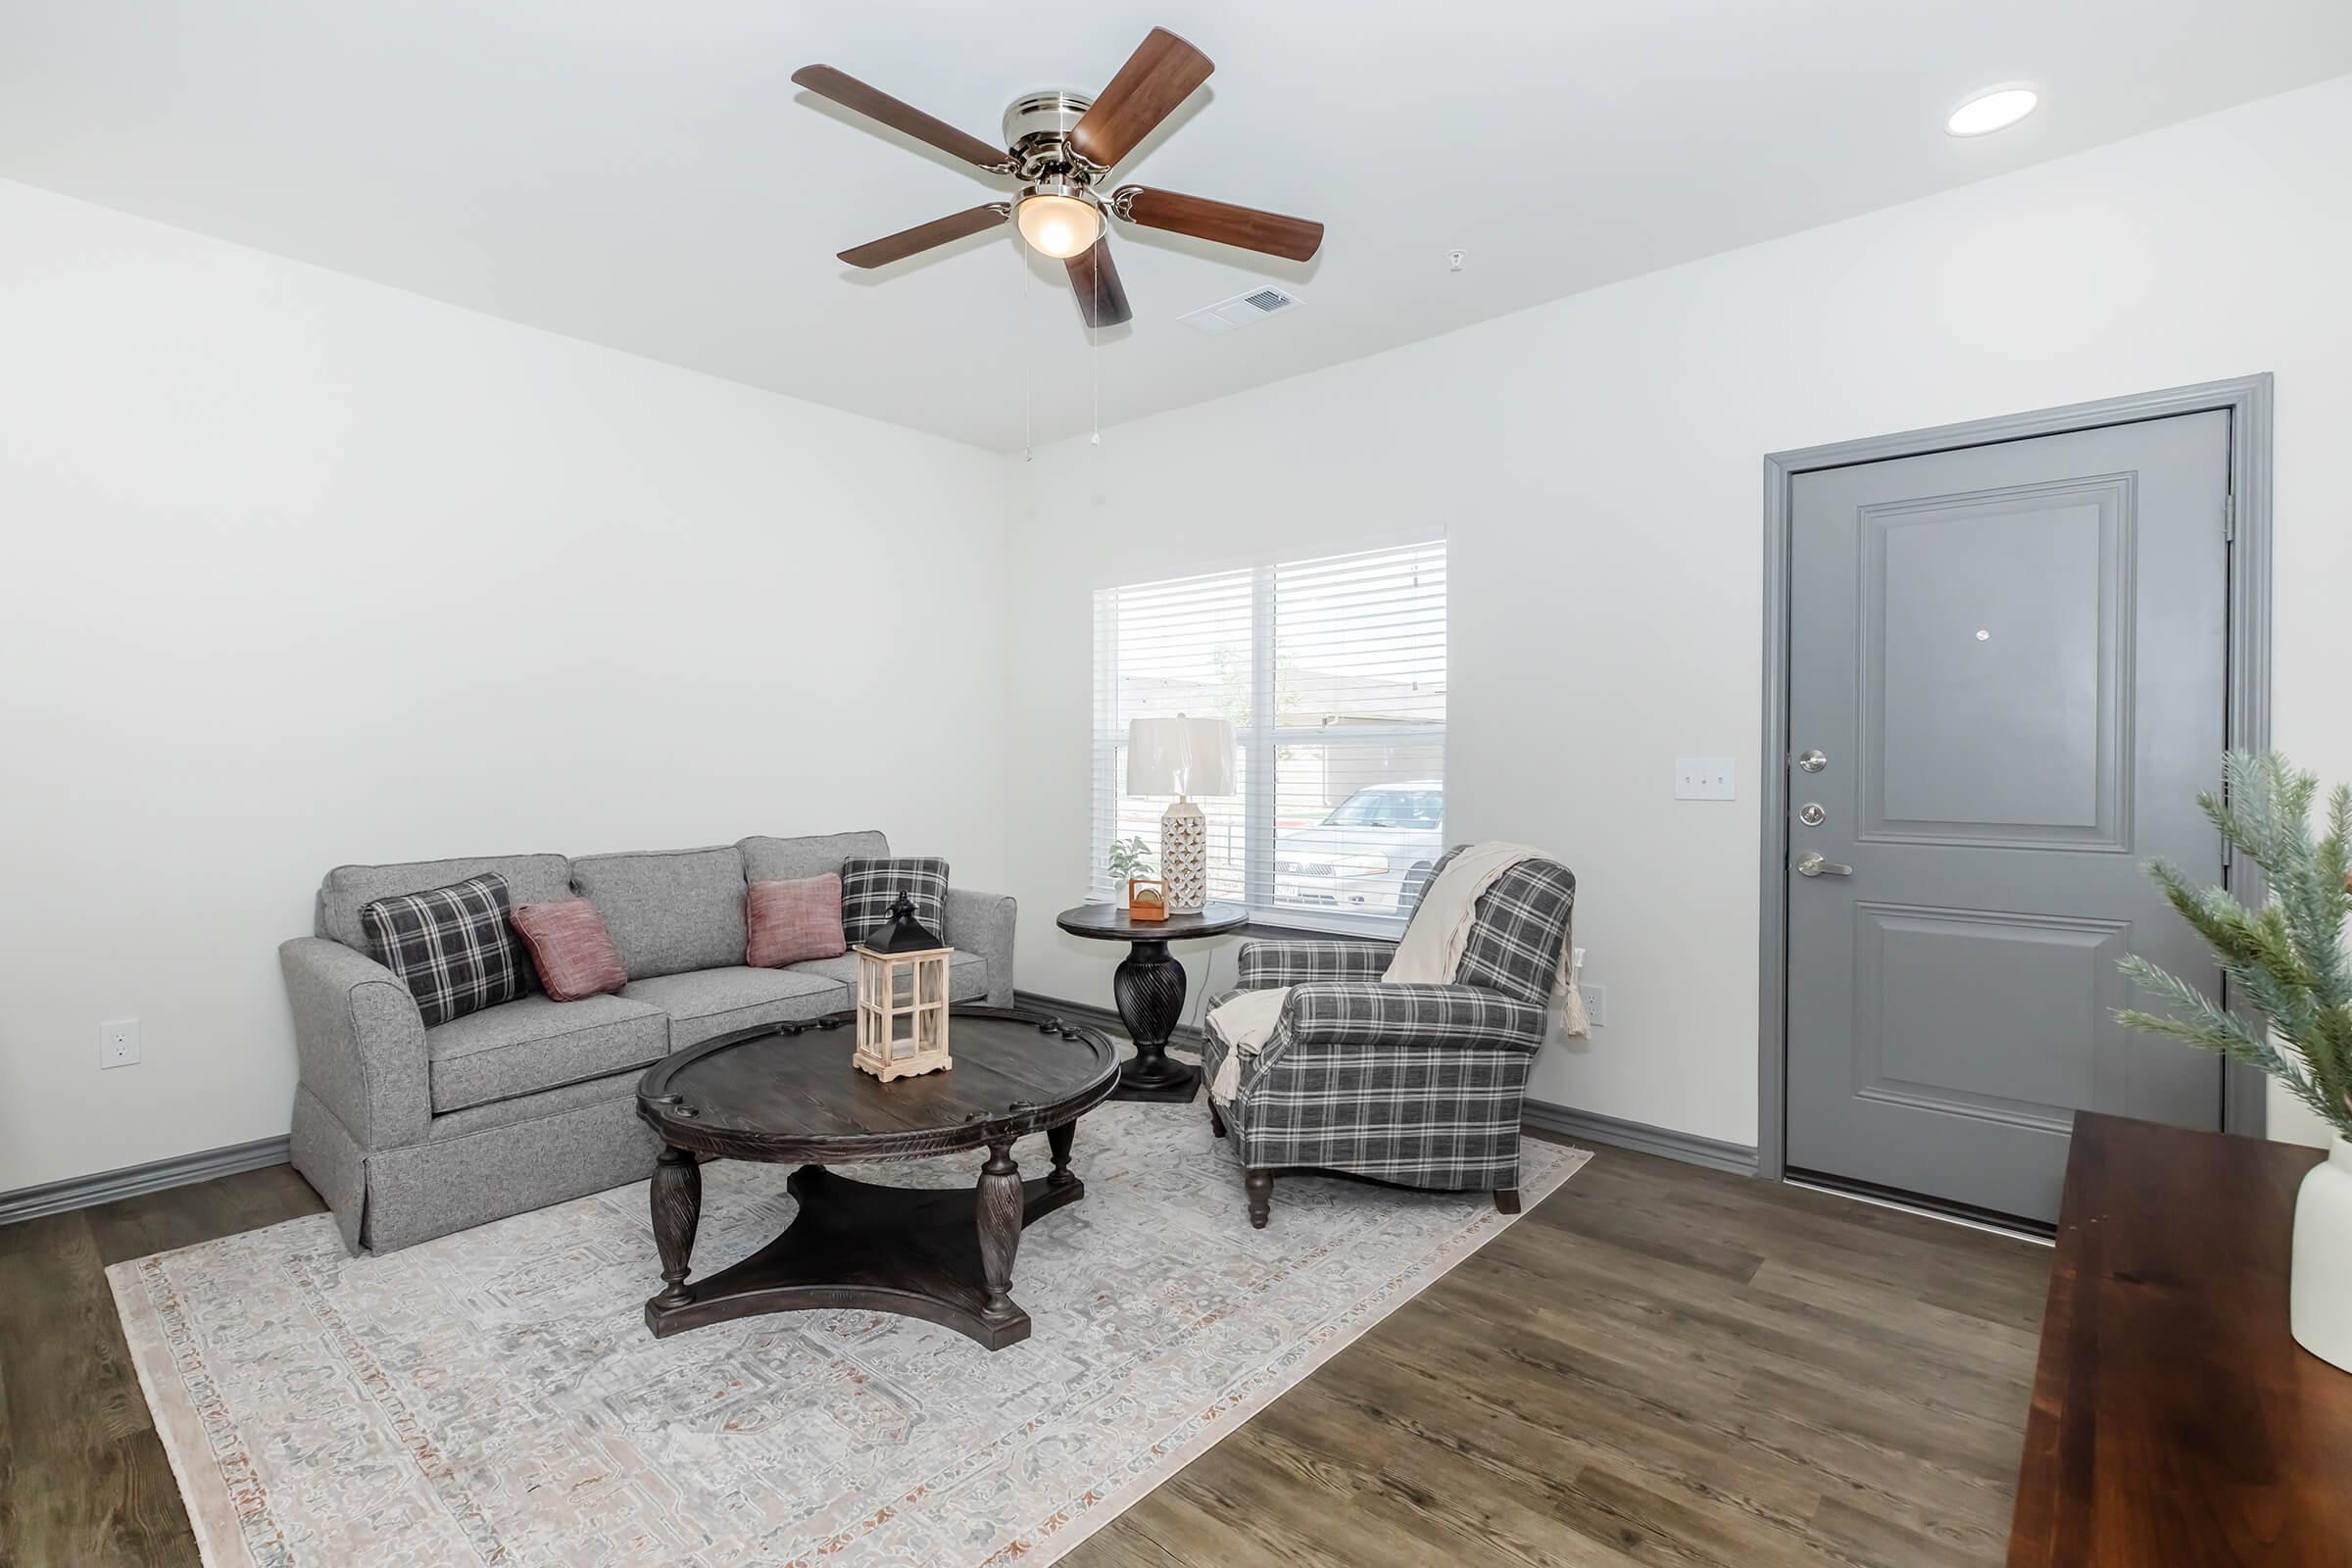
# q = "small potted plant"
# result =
<box><xmin>1106</xmin><ymin>834</ymin><xmax>1154</xmax><ymax>884</ymax></box>
<box><xmin>1106</xmin><ymin>835</ymin><xmax>1166</xmax><ymax>921</ymax></box>
<box><xmin>2117</xmin><ymin>751</ymin><xmax>2352</xmax><ymax>1372</ymax></box>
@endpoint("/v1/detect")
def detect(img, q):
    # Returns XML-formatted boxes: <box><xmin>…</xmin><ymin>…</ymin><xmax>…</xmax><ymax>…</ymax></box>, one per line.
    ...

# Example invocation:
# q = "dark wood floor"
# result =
<box><xmin>0</xmin><ymin>1140</ymin><xmax>2049</xmax><ymax>1568</ymax></box>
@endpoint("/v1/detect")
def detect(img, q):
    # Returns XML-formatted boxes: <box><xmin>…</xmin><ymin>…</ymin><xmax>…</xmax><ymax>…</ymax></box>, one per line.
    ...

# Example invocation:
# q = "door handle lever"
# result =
<box><xmin>1795</xmin><ymin>853</ymin><xmax>1853</xmax><ymax>878</ymax></box>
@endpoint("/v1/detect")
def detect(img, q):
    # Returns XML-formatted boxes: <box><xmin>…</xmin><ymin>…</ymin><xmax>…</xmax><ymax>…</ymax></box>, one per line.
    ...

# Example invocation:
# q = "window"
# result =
<box><xmin>1092</xmin><ymin>541</ymin><xmax>1446</xmax><ymax>934</ymax></box>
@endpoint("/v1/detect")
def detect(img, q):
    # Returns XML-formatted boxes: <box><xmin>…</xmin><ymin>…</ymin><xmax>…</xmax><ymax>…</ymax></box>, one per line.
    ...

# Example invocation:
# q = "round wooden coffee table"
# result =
<box><xmin>634</xmin><ymin>1004</ymin><xmax>1118</xmax><ymax>1350</ymax></box>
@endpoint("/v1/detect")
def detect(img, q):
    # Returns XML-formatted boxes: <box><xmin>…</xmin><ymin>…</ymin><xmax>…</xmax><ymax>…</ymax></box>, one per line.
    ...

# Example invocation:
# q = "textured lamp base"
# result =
<box><xmin>1161</xmin><ymin>797</ymin><xmax>1208</xmax><ymax>914</ymax></box>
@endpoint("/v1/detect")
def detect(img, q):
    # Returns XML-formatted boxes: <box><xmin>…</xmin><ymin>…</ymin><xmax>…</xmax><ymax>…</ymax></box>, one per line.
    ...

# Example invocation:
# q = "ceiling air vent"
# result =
<box><xmin>1178</xmin><ymin>285</ymin><xmax>1303</xmax><ymax>335</ymax></box>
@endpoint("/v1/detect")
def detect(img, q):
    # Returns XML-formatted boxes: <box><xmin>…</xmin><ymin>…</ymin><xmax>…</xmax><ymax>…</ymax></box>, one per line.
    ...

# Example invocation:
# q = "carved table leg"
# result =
<box><xmin>1047</xmin><ymin>1121</ymin><xmax>1077</xmax><ymax>1189</ymax></box>
<box><xmin>651</xmin><ymin>1146</ymin><xmax>702</xmax><ymax>1307</ymax></box>
<box><xmin>976</xmin><ymin>1141</ymin><xmax>1023</xmax><ymax>1326</ymax></box>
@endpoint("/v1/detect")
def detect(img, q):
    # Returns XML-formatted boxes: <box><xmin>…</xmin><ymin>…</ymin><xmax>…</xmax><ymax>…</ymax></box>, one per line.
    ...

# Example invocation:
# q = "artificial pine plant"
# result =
<box><xmin>2116</xmin><ymin>751</ymin><xmax>2352</xmax><ymax>1141</ymax></box>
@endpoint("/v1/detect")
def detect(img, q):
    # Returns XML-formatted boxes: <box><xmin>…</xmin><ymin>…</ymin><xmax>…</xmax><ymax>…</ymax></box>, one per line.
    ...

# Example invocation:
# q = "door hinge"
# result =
<box><xmin>2224</xmin><ymin>493</ymin><xmax>2236</xmax><ymax>542</ymax></box>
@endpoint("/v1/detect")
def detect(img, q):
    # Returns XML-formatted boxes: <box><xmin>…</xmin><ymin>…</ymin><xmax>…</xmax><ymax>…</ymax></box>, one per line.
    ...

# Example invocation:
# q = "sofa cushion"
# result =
<box><xmin>620</xmin><ymin>966</ymin><xmax>849</xmax><ymax>1050</ymax></box>
<box><xmin>511</xmin><ymin>898</ymin><xmax>628</xmax><ymax>1001</ymax></box>
<box><xmin>424</xmin><ymin>993</ymin><xmax>668</xmax><ymax>1114</ymax></box>
<box><xmin>839</xmin><ymin>857</ymin><xmax>949</xmax><ymax>946</ymax></box>
<box><xmin>318</xmin><ymin>853</ymin><xmax>572</xmax><ymax>956</ymax></box>
<box><xmin>738</xmin><ymin>831</ymin><xmax>890</xmax><ymax>884</ymax></box>
<box><xmin>789</xmin><ymin>950</ymin><xmax>992</xmax><ymax>1004</ymax></box>
<box><xmin>570</xmin><ymin>846</ymin><xmax>747</xmax><ymax>980</ymax></box>
<box><xmin>361</xmin><ymin>874</ymin><xmax>528</xmax><ymax>1028</ymax></box>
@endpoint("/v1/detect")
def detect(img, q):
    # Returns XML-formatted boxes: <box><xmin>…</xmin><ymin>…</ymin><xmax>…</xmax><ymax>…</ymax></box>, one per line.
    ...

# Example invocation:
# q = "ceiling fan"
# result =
<box><xmin>791</xmin><ymin>27</ymin><xmax>1324</xmax><ymax>330</ymax></box>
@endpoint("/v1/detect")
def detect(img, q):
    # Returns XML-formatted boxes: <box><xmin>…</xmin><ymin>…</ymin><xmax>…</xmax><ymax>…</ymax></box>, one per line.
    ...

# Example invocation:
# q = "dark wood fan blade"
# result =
<box><xmin>1065</xmin><ymin>236</ymin><xmax>1133</xmax><ymax>328</ymax></box>
<box><xmin>838</xmin><ymin>205</ymin><xmax>1008</xmax><ymax>269</ymax></box>
<box><xmin>1067</xmin><ymin>28</ymin><xmax>1213</xmax><ymax>170</ymax></box>
<box><xmin>792</xmin><ymin>65</ymin><xmax>1009</xmax><ymax>172</ymax></box>
<box><xmin>1112</xmin><ymin>186</ymin><xmax>1322</xmax><ymax>262</ymax></box>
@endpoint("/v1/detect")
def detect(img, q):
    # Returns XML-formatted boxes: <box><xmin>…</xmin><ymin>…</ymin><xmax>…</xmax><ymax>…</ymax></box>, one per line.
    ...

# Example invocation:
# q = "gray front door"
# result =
<box><xmin>1785</xmin><ymin>411</ymin><xmax>2231</xmax><ymax>1224</ymax></box>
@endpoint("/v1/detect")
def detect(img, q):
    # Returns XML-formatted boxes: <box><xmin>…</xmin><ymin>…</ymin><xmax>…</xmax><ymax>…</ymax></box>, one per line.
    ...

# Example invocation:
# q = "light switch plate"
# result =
<box><xmin>1674</xmin><ymin>758</ymin><xmax>1737</xmax><ymax>801</ymax></box>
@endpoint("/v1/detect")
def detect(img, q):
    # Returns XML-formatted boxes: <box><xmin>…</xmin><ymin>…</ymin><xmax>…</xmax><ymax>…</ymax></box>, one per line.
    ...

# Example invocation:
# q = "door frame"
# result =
<box><xmin>1755</xmin><ymin>373</ymin><xmax>2275</xmax><ymax>1183</ymax></box>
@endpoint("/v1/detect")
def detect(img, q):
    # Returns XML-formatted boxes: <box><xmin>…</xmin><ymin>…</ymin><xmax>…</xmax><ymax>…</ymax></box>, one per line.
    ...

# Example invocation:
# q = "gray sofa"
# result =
<box><xmin>280</xmin><ymin>831</ymin><xmax>1015</xmax><ymax>1255</ymax></box>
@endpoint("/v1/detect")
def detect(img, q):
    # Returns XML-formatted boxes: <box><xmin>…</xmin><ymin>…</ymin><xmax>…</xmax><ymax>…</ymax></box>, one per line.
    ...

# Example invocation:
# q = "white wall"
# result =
<box><xmin>0</xmin><ymin>179</ymin><xmax>1008</xmax><ymax>1195</ymax></box>
<box><xmin>8</xmin><ymin>72</ymin><xmax>2345</xmax><ymax>1201</ymax></box>
<box><xmin>1004</xmin><ymin>74</ymin><xmax>2352</xmax><ymax>1151</ymax></box>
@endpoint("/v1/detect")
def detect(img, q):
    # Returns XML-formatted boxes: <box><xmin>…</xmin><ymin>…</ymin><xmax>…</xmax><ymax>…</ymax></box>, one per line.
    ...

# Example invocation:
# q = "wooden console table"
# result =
<box><xmin>2009</xmin><ymin>1112</ymin><xmax>2351</xmax><ymax>1565</ymax></box>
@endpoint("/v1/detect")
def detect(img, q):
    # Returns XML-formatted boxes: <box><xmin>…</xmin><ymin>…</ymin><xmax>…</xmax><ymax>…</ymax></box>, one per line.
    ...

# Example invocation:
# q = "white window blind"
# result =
<box><xmin>1092</xmin><ymin>541</ymin><xmax>1446</xmax><ymax>933</ymax></box>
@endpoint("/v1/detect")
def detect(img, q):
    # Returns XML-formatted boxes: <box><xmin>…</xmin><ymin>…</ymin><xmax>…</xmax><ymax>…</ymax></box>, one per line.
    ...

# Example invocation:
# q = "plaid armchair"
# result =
<box><xmin>1199</xmin><ymin>849</ymin><xmax>1576</xmax><ymax>1227</ymax></box>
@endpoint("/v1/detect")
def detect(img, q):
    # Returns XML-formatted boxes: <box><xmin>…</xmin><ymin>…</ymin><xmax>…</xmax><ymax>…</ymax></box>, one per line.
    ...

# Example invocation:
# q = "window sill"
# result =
<box><xmin>1238</xmin><ymin>916</ymin><xmax>1405</xmax><ymax>943</ymax></box>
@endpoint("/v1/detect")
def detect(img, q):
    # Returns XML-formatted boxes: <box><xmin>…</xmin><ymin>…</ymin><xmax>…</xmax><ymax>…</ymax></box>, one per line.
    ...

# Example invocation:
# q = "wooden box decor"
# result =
<box><xmin>854</xmin><ymin>893</ymin><xmax>954</xmax><ymax>1083</ymax></box>
<box><xmin>1126</xmin><ymin>877</ymin><xmax>1168</xmax><ymax>921</ymax></box>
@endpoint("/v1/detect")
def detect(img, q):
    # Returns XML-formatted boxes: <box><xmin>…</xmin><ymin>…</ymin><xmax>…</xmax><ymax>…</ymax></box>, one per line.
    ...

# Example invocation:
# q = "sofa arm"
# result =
<box><xmin>1238</xmin><ymin>938</ymin><xmax>1396</xmax><ymax>990</ymax></box>
<box><xmin>279</xmin><ymin>938</ymin><xmax>431</xmax><ymax>1151</ymax></box>
<box><xmin>1281</xmin><ymin>982</ymin><xmax>1547</xmax><ymax>1054</ymax></box>
<box><xmin>942</xmin><ymin>888</ymin><xmax>1016</xmax><ymax>1006</ymax></box>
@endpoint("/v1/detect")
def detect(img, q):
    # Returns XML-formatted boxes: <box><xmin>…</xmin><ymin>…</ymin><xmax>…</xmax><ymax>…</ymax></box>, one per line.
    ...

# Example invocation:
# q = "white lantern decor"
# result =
<box><xmin>854</xmin><ymin>893</ymin><xmax>954</xmax><ymax>1083</ymax></box>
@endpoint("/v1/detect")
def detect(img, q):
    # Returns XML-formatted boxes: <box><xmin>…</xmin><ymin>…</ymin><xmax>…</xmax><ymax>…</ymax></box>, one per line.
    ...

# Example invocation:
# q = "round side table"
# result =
<box><xmin>1054</xmin><ymin>901</ymin><xmax>1250</xmax><ymax>1102</ymax></box>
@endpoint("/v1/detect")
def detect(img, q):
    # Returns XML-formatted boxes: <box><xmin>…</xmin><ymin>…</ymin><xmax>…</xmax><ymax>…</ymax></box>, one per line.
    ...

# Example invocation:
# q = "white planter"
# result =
<box><xmin>2290</xmin><ymin>1135</ymin><xmax>2352</xmax><ymax>1374</ymax></box>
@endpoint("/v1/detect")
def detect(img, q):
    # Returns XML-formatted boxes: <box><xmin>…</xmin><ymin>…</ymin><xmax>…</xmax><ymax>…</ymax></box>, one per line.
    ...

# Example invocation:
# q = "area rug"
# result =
<box><xmin>111</xmin><ymin>1100</ymin><xmax>1587</xmax><ymax>1567</ymax></box>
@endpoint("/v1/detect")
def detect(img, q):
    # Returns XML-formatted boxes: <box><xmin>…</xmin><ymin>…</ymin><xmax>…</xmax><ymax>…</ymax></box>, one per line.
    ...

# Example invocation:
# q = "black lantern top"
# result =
<box><xmin>867</xmin><ymin>892</ymin><xmax>946</xmax><ymax>953</ymax></box>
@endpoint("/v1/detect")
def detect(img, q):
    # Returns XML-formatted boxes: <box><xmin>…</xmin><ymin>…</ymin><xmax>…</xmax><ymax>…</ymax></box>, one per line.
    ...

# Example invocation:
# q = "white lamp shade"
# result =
<box><xmin>1126</xmin><ymin>714</ymin><xmax>1237</xmax><ymax>797</ymax></box>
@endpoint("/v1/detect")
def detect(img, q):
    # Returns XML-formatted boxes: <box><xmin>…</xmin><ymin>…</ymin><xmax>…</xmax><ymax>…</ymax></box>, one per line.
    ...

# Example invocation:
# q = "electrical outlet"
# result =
<box><xmin>1674</xmin><ymin>758</ymin><xmax>1737</xmax><ymax>801</ymax></box>
<box><xmin>1581</xmin><ymin>984</ymin><xmax>1607</xmax><ymax>1028</ymax></box>
<box><xmin>99</xmin><ymin>1017</ymin><xmax>140</xmax><ymax>1069</ymax></box>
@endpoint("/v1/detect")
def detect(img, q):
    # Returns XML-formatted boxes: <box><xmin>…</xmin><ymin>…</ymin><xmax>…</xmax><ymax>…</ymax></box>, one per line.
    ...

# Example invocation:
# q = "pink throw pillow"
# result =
<box><xmin>510</xmin><ymin>899</ymin><xmax>628</xmax><ymax>1002</ymax></box>
<box><xmin>747</xmin><ymin>874</ymin><xmax>849</xmax><ymax>967</ymax></box>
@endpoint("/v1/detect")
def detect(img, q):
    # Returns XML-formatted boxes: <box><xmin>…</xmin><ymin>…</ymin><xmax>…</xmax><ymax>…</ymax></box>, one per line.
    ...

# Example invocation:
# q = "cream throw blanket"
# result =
<box><xmin>1206</xmin><ymin>842</ymin><xmax>1586</xmax><ymax>1104</ymax></box>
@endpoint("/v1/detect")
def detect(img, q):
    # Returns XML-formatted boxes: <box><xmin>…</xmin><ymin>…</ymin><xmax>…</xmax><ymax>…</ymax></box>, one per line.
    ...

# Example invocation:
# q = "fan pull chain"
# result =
<box><xmin>1090</xmin><ymin>254</ymin><xmax>1102</xmax><ymax>448</ymax></box>
<box><xmin>1021</xmin><ymin>238</ymin><xmax>1034</xmax><ymax>463</ymax></box>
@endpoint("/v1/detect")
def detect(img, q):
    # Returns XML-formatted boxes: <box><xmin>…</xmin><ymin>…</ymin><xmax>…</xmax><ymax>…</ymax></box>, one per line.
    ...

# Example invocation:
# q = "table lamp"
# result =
<box><xmin>1126</xmin><ymin>713</ymin><xmax>1236</xmax><ymax>913</ymax></box>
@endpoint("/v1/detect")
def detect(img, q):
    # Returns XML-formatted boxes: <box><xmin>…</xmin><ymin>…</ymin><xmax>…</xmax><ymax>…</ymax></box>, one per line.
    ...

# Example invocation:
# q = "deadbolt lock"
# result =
<box><xmin>1798</xmin><ymin>803</ymin><xmax>1827</xmax><ymax>826</ymax></box>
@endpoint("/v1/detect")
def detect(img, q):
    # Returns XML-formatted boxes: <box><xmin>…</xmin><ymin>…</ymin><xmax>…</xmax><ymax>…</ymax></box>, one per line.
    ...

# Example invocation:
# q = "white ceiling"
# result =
<box><xmin>6</xmin><ymin>2</ymin><xmax>2350</xmax><ymax>452</ymax></box>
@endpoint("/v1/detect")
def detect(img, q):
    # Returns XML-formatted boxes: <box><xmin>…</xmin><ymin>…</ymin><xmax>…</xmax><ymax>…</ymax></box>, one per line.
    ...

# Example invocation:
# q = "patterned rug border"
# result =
<box><xmin>109</xmin><ymin>1141</ymin><xmax>1592</xmax><ymax>1568</ymax></box>
<box><xmin>113</xmin><ymin>1250</ymin><xmax>258</xmax><ymax>1567</ymax></box>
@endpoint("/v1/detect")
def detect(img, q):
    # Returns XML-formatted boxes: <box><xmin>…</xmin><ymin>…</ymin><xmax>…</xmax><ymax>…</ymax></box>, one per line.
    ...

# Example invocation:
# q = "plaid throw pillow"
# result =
<box><xmin>360</xmin><ymin>873</ymin><xmax>527</xmax><ymax>1027</ymax></box>
<box><xmin>839</xmin><ymin>857</ymin><xmax>948</xmax><ymax>947</ymax></box>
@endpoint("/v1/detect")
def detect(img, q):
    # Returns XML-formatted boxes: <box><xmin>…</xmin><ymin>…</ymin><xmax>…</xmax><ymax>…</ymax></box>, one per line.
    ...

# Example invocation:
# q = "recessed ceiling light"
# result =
<box><xmin>1946</xmin><ymin>87</ymin><xmax>2038</xmax><ymax>137</ymax></box>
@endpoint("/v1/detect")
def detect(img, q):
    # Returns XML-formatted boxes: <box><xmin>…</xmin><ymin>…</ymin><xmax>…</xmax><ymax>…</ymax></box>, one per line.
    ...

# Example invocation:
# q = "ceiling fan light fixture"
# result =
<box><xmin>1017</xmin><ymin>187</ymin><xmax>1102</xmax><ymax>260</ymax></box>
<box><xmin>798</xmin><ymin>26</ymin><xmax>1318</xmax><ymax>333</ymax></box>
